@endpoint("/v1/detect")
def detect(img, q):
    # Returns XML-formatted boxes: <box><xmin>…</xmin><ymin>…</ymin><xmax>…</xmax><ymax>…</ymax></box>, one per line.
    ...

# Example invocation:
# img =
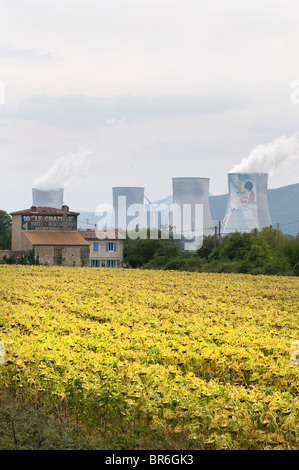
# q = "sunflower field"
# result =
<box><xmin>0</xmin><ymin>265</ymin><xmax>299</xmax><ymax>449</ymax></box>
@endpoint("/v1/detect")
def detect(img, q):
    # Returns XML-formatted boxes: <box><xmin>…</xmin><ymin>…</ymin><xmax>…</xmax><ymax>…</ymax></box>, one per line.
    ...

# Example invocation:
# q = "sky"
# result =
<box><xmin>1</xmin><ymin>0</ymin><xmax>299</xmax><ymax>214</ymax></box>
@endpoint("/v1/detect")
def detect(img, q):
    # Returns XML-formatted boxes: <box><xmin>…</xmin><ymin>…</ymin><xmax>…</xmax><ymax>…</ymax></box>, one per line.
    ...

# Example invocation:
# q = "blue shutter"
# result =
<box><xmin>114</xmin><ymin>242</ymin><xmax>117</xmax><ymax>252</ymax></box>
<box><xmin>106</xmin><ymin>242</ymin><xmax>109</xmax><ymax>252</ymax></box>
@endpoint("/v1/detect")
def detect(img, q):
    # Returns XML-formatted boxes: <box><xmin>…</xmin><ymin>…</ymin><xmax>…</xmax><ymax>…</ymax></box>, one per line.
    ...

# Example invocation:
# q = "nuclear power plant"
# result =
<box><xmin>172</xmin><ymin>177</ymin><xmax>214</xmax><ymax>238</ymax></box>
<box><xmin>221</xmin><ymin>173</ymin><xmax>272</xmax><ymax>233</ymax></box>
<box><xmin>112</xmin><ymin>186</ymin><xmax>145</xmax><ymax>230</ymax></box>
<box><xmin>4</xmin><ymin>134</ymin><xmax>298</xmax><ymax>268</ymax></box>
<box><xmin>29</xmin><ymin>172</ymin><xmax>276</xmax><ymax>239</ymax></box>
<box><xmin>32</xmin><ymin>188</ymin><xmax>64</xmax><ymax>209</ymax></box>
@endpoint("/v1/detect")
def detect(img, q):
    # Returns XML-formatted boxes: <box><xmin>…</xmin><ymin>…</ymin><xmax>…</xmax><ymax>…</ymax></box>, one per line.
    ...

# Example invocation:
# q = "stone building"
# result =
<box><xmin>80</xmin><ymin>229</ymin><xmax>125</xmax><ymax>267</ymax></box>
<box><xmin>10</xmin><ymin>205</ymin><xmax>90</xmax><ymax>266</ymax></box>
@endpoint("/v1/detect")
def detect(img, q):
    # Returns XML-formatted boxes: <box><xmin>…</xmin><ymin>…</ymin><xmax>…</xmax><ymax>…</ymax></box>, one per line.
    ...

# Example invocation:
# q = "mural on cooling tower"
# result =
<box><xmin>222</xmin><ymin>173</ymin><xmax>261</xmax><ymax>233</ymax></box>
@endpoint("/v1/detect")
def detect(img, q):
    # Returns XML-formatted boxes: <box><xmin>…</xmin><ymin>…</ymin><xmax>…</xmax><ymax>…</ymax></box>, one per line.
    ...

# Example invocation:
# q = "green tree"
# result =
<box><xmin>124</xmin><ymin>230</ymin><xmax>181</xmax><ymax>269</ymax></box>
<box><xmin>197</xmin><ymin>235</ymin><xmax>216</xmax><ymax>260</ymax></box>
<box><xmin>208</xmin><ymin>231</ymin><xmax>260</xmax><ymax>262</ymax></box>
<box><xmin>208</xmin><ymin>230</ymin><xmax>273</xmax><ymax>273</ymax></box>
<box><xmin>0</xmin><ymin>210</ymin><xmax>12</xmax><ymax>250</ymax></box>
<box><xmin>284</xmin><ymin>234</ymin><xmax>299</xmax><ymax>268</ymax></box>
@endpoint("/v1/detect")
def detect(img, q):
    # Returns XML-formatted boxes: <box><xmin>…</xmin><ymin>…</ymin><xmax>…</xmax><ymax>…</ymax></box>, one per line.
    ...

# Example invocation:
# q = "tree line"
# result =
<box><xmin>124</xmin><ymin>226</ymin><xmax>299</xmax><ymax>276</ymax></box>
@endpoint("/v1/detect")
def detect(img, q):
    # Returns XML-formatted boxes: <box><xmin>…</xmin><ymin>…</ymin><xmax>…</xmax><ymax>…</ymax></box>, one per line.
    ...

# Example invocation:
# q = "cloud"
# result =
<box><xmin>230</xmin><ymin>132</ymin><xmax>299</xmax><ymax>174</ymax></box>
<box><xmin>33</xmin><ymin>148</ymin><xmax>93</xmax><ymax>190</ymax></box>
<box><xmin>0</xmin><ymin>42</ymin><xmax>61</xmax><ymax>63</ymax></box>
<box><xmin>0</xmin><ymin>92</ymin><xmax>243</xmax><ymax>128</ymax></box>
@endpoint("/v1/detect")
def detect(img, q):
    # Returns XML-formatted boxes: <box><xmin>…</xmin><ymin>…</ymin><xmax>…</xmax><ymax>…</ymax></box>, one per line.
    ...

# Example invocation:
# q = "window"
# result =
<box><xmin>90</xmin><ymin>259</ymin><xmax>101</xmax><ymax>267</ymax></box>
<box><xmin>106</xmin><ymin>242</ymin><xmax>117</xmax><ymax>252</ymax></box>
<box><xmin>93</xmin><ymin>242</ymin><xmax>99</xmax><ymax>252</ymax></box>
<box><xmin>105</xmin><ymin>259</ymin><xmax>119</xmax><ymax>268</ymax></box>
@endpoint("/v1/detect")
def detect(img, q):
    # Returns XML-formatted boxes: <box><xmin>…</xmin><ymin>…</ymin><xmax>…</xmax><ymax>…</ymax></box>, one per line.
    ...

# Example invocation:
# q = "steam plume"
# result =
<box><xmin>33</xmin><ymin>149</ymin><xmax>92</xmax><ymax>190</ymax></box>
<box><xmin>230</xmin><ymin>132</ymin><xmax>299</xmax><ymax>174</ymax></box>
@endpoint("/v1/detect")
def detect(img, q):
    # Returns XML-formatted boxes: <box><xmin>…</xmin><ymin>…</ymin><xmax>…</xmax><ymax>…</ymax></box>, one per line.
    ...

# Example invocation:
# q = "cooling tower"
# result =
<box><xmin>221</xmin><ymin>173</ymin><xmax>272</xmax><ymax>233</ymax></box>
<box><xmin>32</xmin><ymin>188</ymin><xmax>64</xmax><ymax>209</ymax></box>
<box><xmin>172</xmin><ymin>177</ymin><xmax>214</xmax><ymax>238</ymax></box>
<box><xmin>112</xmin><ymin>187</ymin><xmax>145</xmax><ymax>230</ymax></box>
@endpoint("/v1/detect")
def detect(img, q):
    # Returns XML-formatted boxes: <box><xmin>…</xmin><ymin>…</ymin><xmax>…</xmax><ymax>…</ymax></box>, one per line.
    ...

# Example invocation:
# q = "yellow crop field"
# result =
<box><xmin>0</xmin><ymin>265</ymin><xmax>299</xmax><ymax>450</ymax></box>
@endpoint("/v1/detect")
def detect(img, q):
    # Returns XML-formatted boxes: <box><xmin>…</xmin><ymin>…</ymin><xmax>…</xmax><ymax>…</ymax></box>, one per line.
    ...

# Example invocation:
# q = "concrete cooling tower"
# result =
<box><xmin>172</xmin><ymin>177</ymin><xmax>214</xmax><ymax>238</ymax></box>
<box><xmin>112</xmin><ymin>187</ymin><xmax>145</xmax><ymax>230</ymax></box>
<box><xmin>32</xmin><ymin>188</ymin><xmax>64</xmax><ymax>209</ymax></box>
<box><xmin>221</xmin><ymin>173</ymin><xmax>272</xmax><ymax>233</ymax></box>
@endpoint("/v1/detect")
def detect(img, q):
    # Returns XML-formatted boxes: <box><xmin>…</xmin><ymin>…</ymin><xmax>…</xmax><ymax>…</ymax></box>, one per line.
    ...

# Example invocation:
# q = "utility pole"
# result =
<box><xmin>218</xmin><ymin>221</ymin><xmax>221</xmax><ymax>245</ymax></box>
<box><xmin>214</xmin><ymin>225</ymin><xmax>217</xmax><ymax>248</ymax></box>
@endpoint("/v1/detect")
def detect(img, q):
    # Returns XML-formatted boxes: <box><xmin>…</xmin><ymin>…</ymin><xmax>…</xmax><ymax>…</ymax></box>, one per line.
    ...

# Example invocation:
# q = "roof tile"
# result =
<box><xmin>22</xmin><ymin>231</ymin><xmax>89</xmax><ymax>246</ymax></box>
<box><xmin>80</xmin><ymin>229</ymin><xmax>125</xmax><ymax>240</ymax></box>
<box><xmin>10</xmin><ymin>206</ymin><xmax>79</xmax><ymax>216</ymax></box>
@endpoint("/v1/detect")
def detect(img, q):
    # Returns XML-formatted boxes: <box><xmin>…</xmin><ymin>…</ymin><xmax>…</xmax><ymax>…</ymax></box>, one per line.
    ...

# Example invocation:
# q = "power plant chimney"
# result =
<box><xmin>172</xmin><ymin>177</ymin><xmax>214</xmax><ymax>238</ymax></box>
<box><xmin>221</xmin><ymin>173</ymin><xmax>272</xmax><ymax>233</ymax></box>
<box><xmin>112</xmin><ymin>186</ymin><xmax>145</xmax><ymax>231</ymax></box>
<box><xmin>32</xmin><ymin>188</ymin><xmax>64</xmax><ymax>209</ymax></box>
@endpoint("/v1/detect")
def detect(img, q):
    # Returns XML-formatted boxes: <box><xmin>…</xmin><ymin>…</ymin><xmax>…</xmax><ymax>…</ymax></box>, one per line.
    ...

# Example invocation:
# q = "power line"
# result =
<box><xmin>275</xmin><ymin>219</ymin><xmax>299</xmax><ymax>227</ymax></box>
<box><xmin>78</xmin><ymin>219</ymin><xmax>94</xmax><ymax>227</ymax></box>
<box><xmin>78</xmin><ymin>216</ymin><xmax>299</xmax><ymax>234</ymax></box>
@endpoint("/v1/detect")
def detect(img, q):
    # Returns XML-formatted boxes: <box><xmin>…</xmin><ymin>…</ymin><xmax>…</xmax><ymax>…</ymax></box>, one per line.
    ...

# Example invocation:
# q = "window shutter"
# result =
<box><xmin>114</xmin><ymin>242</ymin><xmax>117</xmax><ymax>252</ymax></box>
<box><xmin>106</xmin><ymin>242</ymin><xmax>109</xmax><ymax>252</ymax></box>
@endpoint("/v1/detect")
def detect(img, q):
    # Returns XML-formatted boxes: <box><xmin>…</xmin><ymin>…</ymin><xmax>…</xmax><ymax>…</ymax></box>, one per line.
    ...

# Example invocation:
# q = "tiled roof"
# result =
<box><xmin>22</xmin><ymin>231</ymin><xmax>89</xmax><ymax>246</ymax></box>
<box><xmin>80</xmin><ymin>229</ymin><xmax>125</xmax><ymax>240</ymax></box>
<box><xmin>10</xmin><ymin>206</ymin><xmax>79</xmax><ymax>216</ymax></box>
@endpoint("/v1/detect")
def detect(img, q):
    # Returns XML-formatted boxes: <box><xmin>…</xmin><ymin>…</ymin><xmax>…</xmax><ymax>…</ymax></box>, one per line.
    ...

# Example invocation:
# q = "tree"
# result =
<box><xmin>208</xmin><ymin>231</ymin><xmax>259</xmax><ymax>262</ymax></box>
<box><xmin>124</xmin><ymin>230</ymin><xmax>182</xmax><ymax>268</ymax></box>
<box><xmin>197</xmin><ymin>235</ymin><xmax>216</xmax><ymax>260</ymax></box>
<box><xmin>285</xmin><ymin>235</ymin><xmax>299</xmax><ymax>267</ymax></box>
<box><xmin>0</xmin><ymin>210</ymin><xmax>12</xmax><ymax>250</ymax></box>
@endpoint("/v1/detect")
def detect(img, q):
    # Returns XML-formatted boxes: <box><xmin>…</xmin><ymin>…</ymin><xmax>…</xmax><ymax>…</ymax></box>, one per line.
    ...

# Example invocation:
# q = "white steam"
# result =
<box><xmin>33</xmin><ymin>149</ymin><xmax>92</xmax><ymax>190</ymax></box>
<box><xmin>230</xmin><ymin>132</ymin><xmax>299</xmax><ymax>174</ymax></box>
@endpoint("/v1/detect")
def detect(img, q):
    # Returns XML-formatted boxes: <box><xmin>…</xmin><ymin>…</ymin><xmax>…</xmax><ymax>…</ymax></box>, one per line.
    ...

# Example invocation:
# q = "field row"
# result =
<box><xmin>0</xmin><ymin>265</ymin><xmax>299</xmax><ymax>449</ymax></box>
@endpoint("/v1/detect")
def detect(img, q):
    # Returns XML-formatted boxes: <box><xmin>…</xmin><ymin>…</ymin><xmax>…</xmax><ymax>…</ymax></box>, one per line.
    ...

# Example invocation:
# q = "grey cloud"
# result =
<box><xmin>0</xmin><ymin>42</ymin><xmax>61</xmax><ymax>63</ymax></box>
<box><xmin>0</xmin><ymin>93</ymin><xmax>244</xmax><ymax>128</ymax></box>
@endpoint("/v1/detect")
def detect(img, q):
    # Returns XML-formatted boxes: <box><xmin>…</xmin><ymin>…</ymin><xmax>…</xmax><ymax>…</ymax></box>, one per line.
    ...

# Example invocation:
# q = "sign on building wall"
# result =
<box><xmin>21</xmin><ymin>214</ymin><xmax>77</xmax><ymax>231</ymax></box>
